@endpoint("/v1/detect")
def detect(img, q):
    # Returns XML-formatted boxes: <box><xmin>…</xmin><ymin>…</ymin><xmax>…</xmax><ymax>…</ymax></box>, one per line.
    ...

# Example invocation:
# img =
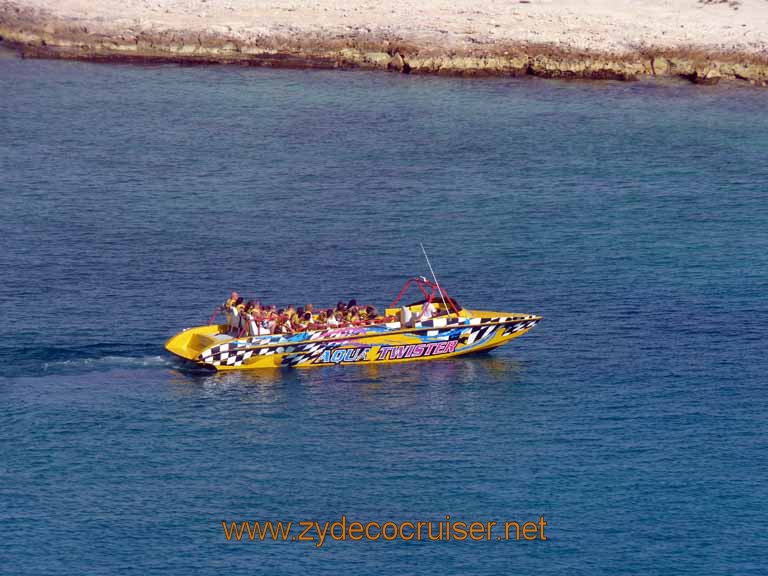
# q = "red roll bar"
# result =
<box><xmin>389</xmin><ymin>276</ymin><xmax>462</xmax><ymax>320</ymax></box>
<box><xmin>209</xmin><ymin>306</ymin><xmax>223</xmax><ymax>325</ymax></box>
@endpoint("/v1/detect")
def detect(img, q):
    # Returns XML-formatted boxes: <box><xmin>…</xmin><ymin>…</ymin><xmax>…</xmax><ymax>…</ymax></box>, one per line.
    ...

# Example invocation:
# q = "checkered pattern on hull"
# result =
<box><xmin>458</xmin><ymin>317</ymin><xmax>540</xmax><ymax>349</ymax></box>
<box><xmin>198</xmin><ymin>342</ymin><xmax>257</xmax><ymax>367</ymax></box>
<box><xmin>198</xmin><ymin>315</ymin><xmax>540</xmax><ymax>367</ymax></box>
<box><xmin>197</xmin><ymin>335</ymin><xmax>344</xmax><ymax>368</ymax></box>
<box><xmin>502</xmin><ymin>318</ymin><xmax>540</xmax><ymax>337</ymax></box>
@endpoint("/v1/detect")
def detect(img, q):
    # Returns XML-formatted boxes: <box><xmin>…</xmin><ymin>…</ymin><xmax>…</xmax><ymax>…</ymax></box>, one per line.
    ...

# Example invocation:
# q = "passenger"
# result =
<box><xmin>400</xmin><ymin>306</ymin><xmax>414</xmax><ymax>328</ymax></box>
<box><xmin>249</xmin><ymin>301</ymin><xmax>263</xmax><ymax>334</ymax></box>
<box><xmin>280</xmin><ymin>306</ymin><xmax>292</xmax><ymax>330</ymax></box>
<box><xmin>229</xmin><ymin>296</ymin><xmax>244</xmax><ymax>335</ymax></box>
<box><xmin>225</xmin><ymin>291</ymin><xmax>240</xmax><ymax>308</ymax></box>
<box><xmin>272</xmin><ymin>309</ymin><xmax>285</xmax><ymax>333</ymax></box>
<box><xmin>246</xmin><ymin>301</ymin><xmax>268</xmax><ymax>336</ymax></box>
<box><xmin>296</xmin><ymin>311</ymin><xmax>312</xmax><ymax>332</ymax></box>
<box><xmin>275</xmin><ymin>313</ymin><xmax>291</xmax><ymax>334</ymax></box>
<box><xmin>305</xmin><ymin>304</ymin><xmax>314</xmax><ymax>320</ymax></box>
<box><xmin>262</xmin><ymin>308</ymin><xmax>275</xmax><ymax>334</ymax></box>
<box><xmin>366</xmin><ymin>305</ymin><xmax>379</xmax><ymax>321</ymax></box>
<box><xmin>237</xmin><ymin>297</ymin><xmax>248</xmax><ymax>334</ymax></box>
<box><xmin>326</xmin><ymin>308</ymin><xmax>339</xmax><ymax>328</ymax></box>
<box><xmin>221</xmin><ymin>291</ymin><xmax>240</xmax><ymax>329</ymax></box>
<box><xmin>243</xmin><ymin>300</ymin><xmax>256</xmax><ymax>336</ymax></box>
<box><xmin>336</xmin><ymin>301</ymin><xmax>347</xmax><ymax>314</ymax></box>
<box><xmin>347</xmin><ymin>298</ymin><xmax>357</xmax><ymax>309</ymax></box>
<box><xmin>290</xmin><ymin>307</ymin><xmax>304</xmax><ymax>332</ymax></box>
<box><xmin>259</xmin><ymin>308</ymin><xmax>272</xmax><ymax>335</ymax></box>
<box><xmin>314</xmin><ymin>311</ymin><xmax>328</xmax><ymax>330</ymax></box>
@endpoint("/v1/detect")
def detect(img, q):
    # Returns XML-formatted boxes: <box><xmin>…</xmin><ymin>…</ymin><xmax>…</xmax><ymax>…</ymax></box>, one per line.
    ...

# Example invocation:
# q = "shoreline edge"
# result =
<box><xmin>2</xmin><ymin>1</ymin><xmax>767</xmax><ymax>86</ymax></box>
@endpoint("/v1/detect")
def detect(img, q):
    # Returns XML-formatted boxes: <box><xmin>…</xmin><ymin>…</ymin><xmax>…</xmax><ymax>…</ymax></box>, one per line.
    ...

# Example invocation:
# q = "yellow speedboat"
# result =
<box><xmin>165</xmin><ymin>277</ymin><xmax>541</xmax><ymax>370</ymax></box>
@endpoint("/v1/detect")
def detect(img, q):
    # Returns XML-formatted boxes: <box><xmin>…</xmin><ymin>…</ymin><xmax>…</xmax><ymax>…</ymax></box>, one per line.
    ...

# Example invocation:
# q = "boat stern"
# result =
<box><xmin>164</xmin><ymin>325</ymin><xmax>228</xmax><ymax>363</ymax></box>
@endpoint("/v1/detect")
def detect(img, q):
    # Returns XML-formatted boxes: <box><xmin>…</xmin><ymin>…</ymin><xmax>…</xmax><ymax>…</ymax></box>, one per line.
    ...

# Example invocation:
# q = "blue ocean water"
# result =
<box><xmin>1</xmin><ymin>50</ymin><xmax>767</xmax><ymax>574</ymax></box>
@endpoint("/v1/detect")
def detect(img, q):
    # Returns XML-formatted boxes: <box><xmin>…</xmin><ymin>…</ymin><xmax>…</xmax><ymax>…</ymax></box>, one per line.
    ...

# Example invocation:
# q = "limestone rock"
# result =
<box><xmin>362</xmin><ymin>51</ymin><xmax>389</xmax><ymax>68</ymax></box>
<box><xmin>693</xmin><ymin>68</ymin><xmax>722</xmax><ymax>85</ymax></box>
<box><xmin>387</xmin><ymin>52</ymin><xmax>405</xmax><ymax>72</ymax></box>
<box><xmin>1</xmin><ymin>2</ymin><xmax>767</xmax><ymax>87</ymax></box>
<box><xmin>651</xmin><ymin>57</ymin><xmax>670</xmax><ymax>75</ymax></box>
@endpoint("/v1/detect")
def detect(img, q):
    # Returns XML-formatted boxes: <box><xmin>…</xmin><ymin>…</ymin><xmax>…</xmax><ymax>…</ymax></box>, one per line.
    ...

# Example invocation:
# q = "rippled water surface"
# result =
<box><xmin>1</xmin><ymin>53</ymin><xmax>766</xmax><ymax>574</ymax></box>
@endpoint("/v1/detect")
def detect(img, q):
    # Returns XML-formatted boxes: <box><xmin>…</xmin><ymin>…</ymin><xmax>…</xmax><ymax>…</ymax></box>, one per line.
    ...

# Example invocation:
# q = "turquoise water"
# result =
<box><xmin>1</xmin><ymin>53</ymin><xmax>767</xmax><ymax>574</ymax></box>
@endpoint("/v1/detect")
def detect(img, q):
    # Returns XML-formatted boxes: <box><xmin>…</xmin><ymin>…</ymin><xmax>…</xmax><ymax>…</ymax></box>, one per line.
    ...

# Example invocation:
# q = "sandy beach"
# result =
<box><xmin>2</xmin><ymin>0</ymin><xmax>768</xmax><ymax>83</ymax></box>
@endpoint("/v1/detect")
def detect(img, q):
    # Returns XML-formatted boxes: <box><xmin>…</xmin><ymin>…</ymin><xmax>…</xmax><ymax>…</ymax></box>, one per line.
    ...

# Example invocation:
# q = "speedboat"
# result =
<box><xmin>165</xmin><ymin>276</ymin><xmax>541</xmax><ymax>370</ymax></box>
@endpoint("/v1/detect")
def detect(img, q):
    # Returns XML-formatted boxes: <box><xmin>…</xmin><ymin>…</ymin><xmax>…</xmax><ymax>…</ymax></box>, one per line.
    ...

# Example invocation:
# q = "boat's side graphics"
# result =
<box><xmin>374</xmin><ymin>339</ymin><xmax>459</xmax><ymax>361</ymax></box>
<box><xmin>286</xmin><ymin>341</ymin><xmax>371</xmax><ymax>367</ymax></box>
<box><xmin>198</xmin><ymin>341</ymin><xmax>256</xmax><ymax>367</ymax></box>
<box><xmin>286</xmin><ymin>338</ymin><xmax>461</xmax><ymax>368</ymax></box>
<box><xmin>192</xmin><ymin>316</ymin><xmax>541</xmax><ymax>369</ymax></box>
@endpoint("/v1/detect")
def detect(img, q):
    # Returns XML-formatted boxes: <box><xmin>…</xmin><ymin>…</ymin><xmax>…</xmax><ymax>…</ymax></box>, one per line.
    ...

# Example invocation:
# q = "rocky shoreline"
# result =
<box><xmin>2</xmin><ymin>1</ymin><xmax>768</xmax><ymax>86</ymax></box>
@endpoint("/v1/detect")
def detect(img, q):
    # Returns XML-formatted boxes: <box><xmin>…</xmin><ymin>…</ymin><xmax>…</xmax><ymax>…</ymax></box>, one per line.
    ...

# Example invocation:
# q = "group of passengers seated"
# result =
<box><xmin>220</xmin><ymin>292</ymin><xmax>396</xmax><ymax>337</ymax></box>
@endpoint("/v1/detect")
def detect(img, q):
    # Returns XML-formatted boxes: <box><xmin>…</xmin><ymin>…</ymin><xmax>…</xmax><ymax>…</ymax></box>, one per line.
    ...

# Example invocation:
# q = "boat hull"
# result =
<box><xmin>165</xmin><ymin>312</ymin><xmax>541</xmax><ymax>370</ymax></box>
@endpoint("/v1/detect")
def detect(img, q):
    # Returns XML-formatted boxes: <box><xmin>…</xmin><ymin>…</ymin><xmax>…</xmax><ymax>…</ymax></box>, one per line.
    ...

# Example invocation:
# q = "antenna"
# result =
<box><xmin>420</xmin><ymin>241</ymin><xmax>451</xmax><ymax>317</ymax></box>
